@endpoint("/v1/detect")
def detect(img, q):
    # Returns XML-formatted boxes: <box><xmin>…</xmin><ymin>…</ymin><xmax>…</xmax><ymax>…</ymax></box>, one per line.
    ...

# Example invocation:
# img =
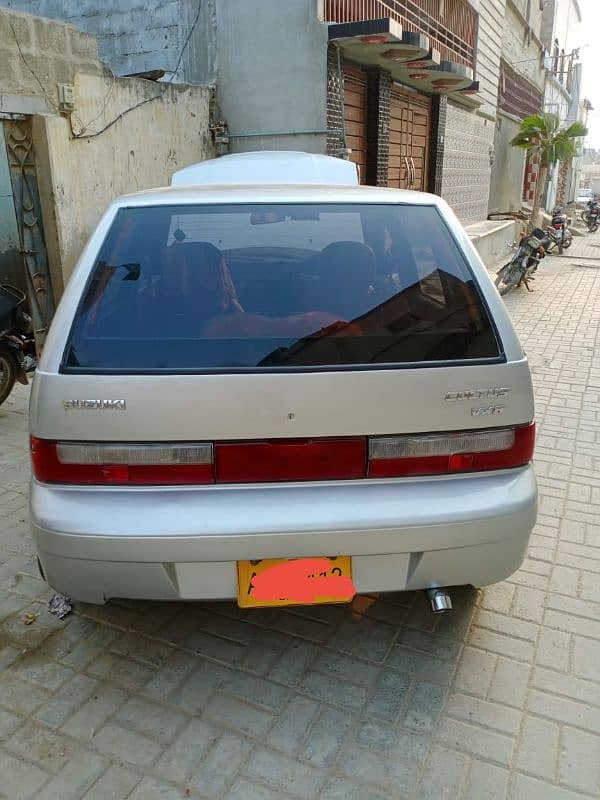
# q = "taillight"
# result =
<box><xmin>31</xmin><ymin>424</ymin><xmax>535</xmax><ymax>485</ymax></box>
<box><xmin>368</xmin><ymin>424</ymin><xmax>535</xmax><ymax>478</ymax></box>
<box><xmin>30</xmin><ymin>438</ymin><xmax>214</xmax><ymax>485</ymax></box>
<box><xmin>215</xmin><ymin>439</ymin><xmax>366</xmax><ymax>483</ymax></box>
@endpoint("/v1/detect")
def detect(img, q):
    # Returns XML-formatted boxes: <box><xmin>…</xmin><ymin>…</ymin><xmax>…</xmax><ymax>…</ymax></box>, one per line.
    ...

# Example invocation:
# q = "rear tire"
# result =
<box><xmin>0</xmin><ymin>350</ymin><xmax>17</xmax><ymax>406</ymax></box>
<box><xmin>582</xmin><ymin>210</ymin><xmax>591</xmax><ymax>225</ymax></box>
<box><xmin>563</xmin><ymin>236</ymin><xmax>572</xmax><ymax>250</ymax></box>
<box><xmin>495</xmin><ymin>262</ymin><xmax>521</xmax><ymax>296</ymax></box>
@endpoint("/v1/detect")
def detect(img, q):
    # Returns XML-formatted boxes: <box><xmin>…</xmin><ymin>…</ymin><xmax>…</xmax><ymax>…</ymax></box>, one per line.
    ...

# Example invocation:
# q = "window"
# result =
<box><xmin>553</xmin><ymin>40</ymin><xmax>560</xmax><ymax>77</ymax></box>
<box><xmin>63</xmin><ymin>203</ymin><xmax>501</xmax><ymax>372</ymax></box>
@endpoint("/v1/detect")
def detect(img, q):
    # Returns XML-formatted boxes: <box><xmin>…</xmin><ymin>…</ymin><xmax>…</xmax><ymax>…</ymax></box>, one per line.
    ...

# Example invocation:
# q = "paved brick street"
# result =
<box><xmin>1</xmin><ymin>244</ymin><xmax>600</xmax><ymax>799</ymax></box>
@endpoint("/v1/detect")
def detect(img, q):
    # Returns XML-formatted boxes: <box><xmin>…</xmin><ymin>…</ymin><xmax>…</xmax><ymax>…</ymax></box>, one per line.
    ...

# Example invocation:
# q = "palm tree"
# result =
<box><xmin>511</xmin><ymin>113</ymin><xmax>587</xmax><ymax>230</ymax></box>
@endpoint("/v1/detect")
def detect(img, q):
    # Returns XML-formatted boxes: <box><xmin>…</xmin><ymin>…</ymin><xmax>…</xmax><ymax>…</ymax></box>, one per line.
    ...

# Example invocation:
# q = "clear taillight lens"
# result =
<box><xmin>31</xmin><ymin>438</ymin><xmax>214</xmax><ymax>485</ymax></box>
<box><xmin>55</xmin><ymin>443</ymin><xmax>212</xmax><ymax>466</ymax></box>
<box><xmin>369</xmin><ymin>429</ymin><xmax>515</xmax><ymax>460</ymax></box>
<box><xmin>368</xmin><ymin>424</ymin><xmax>535</xmax><ymax>478</ymax></box>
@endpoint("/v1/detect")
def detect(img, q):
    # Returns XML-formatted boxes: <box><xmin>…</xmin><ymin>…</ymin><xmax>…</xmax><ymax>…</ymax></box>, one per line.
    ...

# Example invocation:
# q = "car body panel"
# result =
<box><xmin>30</xmin><ymin>180</ymin><xmax>537</xmax><ymax>604</ymax></box>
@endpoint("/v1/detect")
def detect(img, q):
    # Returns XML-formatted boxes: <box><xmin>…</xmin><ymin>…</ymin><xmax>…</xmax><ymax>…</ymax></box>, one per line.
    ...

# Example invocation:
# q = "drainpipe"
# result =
<box><xmin>228</xmin><ymin>129</ymin><xmax>344</xmax><ymax>139</ymax></box>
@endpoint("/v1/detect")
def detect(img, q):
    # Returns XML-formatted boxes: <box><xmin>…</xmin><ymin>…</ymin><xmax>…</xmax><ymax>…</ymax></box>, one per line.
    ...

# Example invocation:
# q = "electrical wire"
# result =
<box><xmin>69</xmin><ymin>94</ymin><xmax>164</xmax><ymax>139</ymax></box>
<box><xmin>7</xmin><ymin>1</ymin><xmax>203</xmax><ymax>140</ymax></box>
<box><xmin>71</xmin><ymin>0</ymin><xmax>203</xmax><ymax>138</ymax></box>
<box><xmin>167</xmin><ymin>0</ymin><xmax>203</xmax><ymax>83</ymax></box>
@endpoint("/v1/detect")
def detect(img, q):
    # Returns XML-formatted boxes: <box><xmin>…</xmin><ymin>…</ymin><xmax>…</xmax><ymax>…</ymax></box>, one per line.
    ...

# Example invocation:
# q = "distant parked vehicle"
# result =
<box><xmin>577</xmin><ymin>188</ymin><xmax>594</xmax><ymax>204</ymax></box>
<box><xmin>586</xmin><ymin>199</ymin><xmax>600</xmax><ymax>233</ymax></box>
<box><xmin>546</xmin><ymin>207</ymin><xmax>572</xmax><ymax>254</ymax></box>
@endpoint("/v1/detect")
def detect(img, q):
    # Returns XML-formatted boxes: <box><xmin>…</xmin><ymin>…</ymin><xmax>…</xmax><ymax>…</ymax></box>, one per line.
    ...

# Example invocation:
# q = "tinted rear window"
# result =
<box><xmin>63</xmin><ymin>203</ymin><xmax>501</xmax><ymax>372</ymax></box>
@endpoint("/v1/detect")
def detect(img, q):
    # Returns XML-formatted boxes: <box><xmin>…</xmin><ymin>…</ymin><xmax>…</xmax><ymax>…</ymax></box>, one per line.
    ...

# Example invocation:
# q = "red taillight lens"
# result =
<box><xmin>368</xmin><ymin>423</ymin><xmax>535</xmax><ymax>478</ymax></box>
<box><xmin>30</xmin><ymin>438</ymin><xmax>214</xmax><ymax>485</ymax></box>
<box><xmin>31</xmin><ymin>424</ymin><xmax>535</xmax><ymax>485</ymax></box>
<box><xmin>215</xmin><ymin>439</ymin><xmax>367</xmax><ymax>483</ymax></box>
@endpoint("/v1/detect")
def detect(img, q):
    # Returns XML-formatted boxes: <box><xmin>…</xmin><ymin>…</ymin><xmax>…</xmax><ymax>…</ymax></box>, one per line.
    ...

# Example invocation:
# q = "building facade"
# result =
<box><xmin>3</xmin><ymin>0</ymin><xmax>506</xmax><ymax>225</ymax></box>
<box><xmin>488</xmin><ymin>0</ymin><xmax>545</xmax><ymax>214</ymax></box>
<box><xmin>2</xmin><ymin>0</ymin><xmax>588</xmax><ymax>229</ymax></box>
<box><xmin>540</xmin><ymin>0</ymin><xmax>584</xmax><ymax>208</ymax></box>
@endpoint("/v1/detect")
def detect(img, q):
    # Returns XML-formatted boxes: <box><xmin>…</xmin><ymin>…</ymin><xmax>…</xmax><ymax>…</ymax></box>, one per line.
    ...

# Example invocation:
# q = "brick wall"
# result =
<box><xmin>0</xmin><ymin>6</ymin><xmax>102</xmax><ymax>103</ymax></box>
<box><xmin>1</xmin><ymin>0</ymin><xmax>217</xmax><ymax>82</ymax></box>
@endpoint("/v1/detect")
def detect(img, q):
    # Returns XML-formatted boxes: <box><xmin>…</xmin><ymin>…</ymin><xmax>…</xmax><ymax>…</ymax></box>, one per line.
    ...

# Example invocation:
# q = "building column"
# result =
<box><xmin>365</xmin><ymin>69</ymin><xmax>391</xmax><ymax>186</ymax></box>
<box><xmin>429</xmin><ymin>95</ymin><xmax>447</xmax><ymax>196</ymax></box>
<box><xmin>326</xmin><ymin>44</ymin><xmax>344</xmax><ymax>157</ymax></box>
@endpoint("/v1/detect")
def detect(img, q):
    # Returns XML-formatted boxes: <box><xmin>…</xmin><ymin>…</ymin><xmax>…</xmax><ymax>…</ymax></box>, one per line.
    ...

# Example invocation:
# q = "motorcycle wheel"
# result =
<box><xmin>563</xmin><ymin>236</ymin><xmax>572</xmax><ymax>250</ymax></box>
<box><xmin>0</xmin><ymin>349</ymin><xmax>17</xmax><ymax>406</ymax></box>
<box><xmin>495</xmin><ymin>262</ymin><xmax>521</xmax><ymax>296</ymax></box>
<box><xmin>593</xmin><ymin>223</ymin><xmax>599</xmax><ymax>234</ymax></box>
<box><xmin>582</xmin><ymin>211</ymin><xmax>591</xmax><ymax>225</ymax></box>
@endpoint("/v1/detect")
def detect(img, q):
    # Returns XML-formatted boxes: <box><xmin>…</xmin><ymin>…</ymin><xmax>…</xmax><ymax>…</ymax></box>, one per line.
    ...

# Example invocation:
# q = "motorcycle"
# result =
<box><xmin>581</xmin><ymin>197</ymin><xmax>600</xmax><ymax>229</ymax></box>
<box><xmin>0</xmin><ymin>284</ymin><xmax>36</xmax><ymax>406</ymax></box>
<box><xmin>587</xmin><ymin>200</ymin><xmax>600</xmax><ymax>233</ymax></box>
<box><xmin>547</xmin><ymin>207</ymin><xmax>572</xmax><ymax>254</ymax></box>
<box><xmin>495</xmin><ymin>228</ymin><xmax>553</xmax><ymax>297</ymax></box>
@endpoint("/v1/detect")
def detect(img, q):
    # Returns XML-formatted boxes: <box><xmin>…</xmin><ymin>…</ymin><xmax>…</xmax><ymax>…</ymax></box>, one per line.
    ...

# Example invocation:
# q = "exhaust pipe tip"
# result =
<box><xmin>425</xmin><ymin>588</ymin><xmax>453</xmax><ymax>614</ymax></box>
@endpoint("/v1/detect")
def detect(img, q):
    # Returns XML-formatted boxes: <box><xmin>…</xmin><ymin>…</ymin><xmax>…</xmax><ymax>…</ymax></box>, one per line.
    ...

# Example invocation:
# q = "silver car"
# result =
<box><xmin>29</xmin><ymin>157</ymin><xmax>537</xmax><ymax>610</ymax></box>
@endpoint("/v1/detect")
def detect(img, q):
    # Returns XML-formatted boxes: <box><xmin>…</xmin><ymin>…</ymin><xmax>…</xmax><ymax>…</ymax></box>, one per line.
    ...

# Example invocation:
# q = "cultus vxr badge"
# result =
<box><xmin>62</xmin><ymin>400</ymin><xmax>126</xmax><ymax>411</ymax></box>
<box><xmin>444</xmin><ymin>388</ymin><xmax>510</xmax><ymax>402</ymax></box>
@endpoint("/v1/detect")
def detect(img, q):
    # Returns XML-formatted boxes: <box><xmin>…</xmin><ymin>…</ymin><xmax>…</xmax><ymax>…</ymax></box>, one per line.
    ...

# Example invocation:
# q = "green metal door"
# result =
<box><xmin>0</xmin><ymin>122</ymin><xmax>23</xmax><ymax>293</ymax></box>
<box><xmin>2</xmin><ymin>117</ymin><xmax>55</xmax><ymax>349</ymax></box>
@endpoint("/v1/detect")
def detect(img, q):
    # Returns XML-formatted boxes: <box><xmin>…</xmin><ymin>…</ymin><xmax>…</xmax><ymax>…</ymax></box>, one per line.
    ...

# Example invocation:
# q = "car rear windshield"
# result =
<box><xmin>62</xmin><ymin>203</ymin><xmax>501</xmax><ymax>372</ymax></box>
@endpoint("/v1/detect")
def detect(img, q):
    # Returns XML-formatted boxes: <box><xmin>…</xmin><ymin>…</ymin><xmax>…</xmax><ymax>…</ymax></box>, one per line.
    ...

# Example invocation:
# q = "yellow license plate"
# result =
<box><xmin>237</xmin><ymin>556</ymin><xmax>354</xmax><ymax>609</ymax></box>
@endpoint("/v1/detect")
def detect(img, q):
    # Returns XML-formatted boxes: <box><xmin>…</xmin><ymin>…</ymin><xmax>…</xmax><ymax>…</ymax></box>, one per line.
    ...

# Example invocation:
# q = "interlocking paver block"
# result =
<box><xmin>245</xmin><ymin>747</ymin><xmax>324</xmax><ymax>800</ymax></box>
<box><xmin>516</xmin><ymin>714</ymin><xmax>560</xmax><ymax>780</ymax></box>
<box><xmin>82</xmin><ymin>765</ymin><xmax>142</xmax><ymax>799</ymax></box>
<box><xmin>189</xmin><ymin>733</ymin><xmax>253</xmax><ymax>797</ymax></box>
<box><xmin>0</xmin><ymin>749</ymin><xmax>50</xmax><ymax>799</ymax></box>
<box><xmin>559</xmin><ymin>726</ymin><xmax>600</xmax><ymax>796</ymax></box>
<box><xmin>464</xmin><ymin>760</ymin><xmax>509</xmax><ymax>800</ymax></box>
<box><xmin>417</xmin><ymin>745</ymin><xmax>468</xmax><ymax>799</ymax></box>
<box><xmin>155</xmin><ymin>717</ymin><xmax>219</xmax><ymax>782</ymax></box>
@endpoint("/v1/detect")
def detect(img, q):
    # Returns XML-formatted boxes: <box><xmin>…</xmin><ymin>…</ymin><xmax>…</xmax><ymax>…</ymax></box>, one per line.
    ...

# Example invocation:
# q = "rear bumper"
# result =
<box><xmin>31</xmin><ymin>467</ymin><xmax>537</xmax><ymax>604</ymax></box>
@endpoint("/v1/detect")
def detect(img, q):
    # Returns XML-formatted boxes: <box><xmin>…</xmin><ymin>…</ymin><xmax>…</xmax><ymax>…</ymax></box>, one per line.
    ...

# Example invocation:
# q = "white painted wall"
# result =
<box><xmin>475</xmin><ymin>0</ymin><xmax>506</xmax><ymax>119</ymax></box>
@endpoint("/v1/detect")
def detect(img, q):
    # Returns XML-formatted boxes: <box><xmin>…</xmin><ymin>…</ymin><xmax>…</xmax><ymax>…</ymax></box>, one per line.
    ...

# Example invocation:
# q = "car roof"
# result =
<box><xmin>171</xmin><ymin>151</ymin><xmax>360</xmax><ymax>187</ymax></box>
<box><xmin>110</xmin><ymin>183</ymin><xmax>444</xmax><ymax>209</ymax></box>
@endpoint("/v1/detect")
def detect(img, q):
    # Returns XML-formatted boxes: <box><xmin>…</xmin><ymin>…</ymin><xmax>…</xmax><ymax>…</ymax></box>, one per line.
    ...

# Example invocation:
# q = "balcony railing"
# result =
<box><xmin>323</xmin><ymin>0</ymin><xmax>477</xmax><ymax>69</ymax></box>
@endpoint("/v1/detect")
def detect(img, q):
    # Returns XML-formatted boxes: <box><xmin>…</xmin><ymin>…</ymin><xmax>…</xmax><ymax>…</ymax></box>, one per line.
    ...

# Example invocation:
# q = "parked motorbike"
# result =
<box><xmin>547</xmin><ymin>207</ymin><xmax>572</xmax><ymax>254</ymax></box>
<box><xmin>587</xmin><ymin>199</ymin><xmax>600</xmax><ymax>233</ymax></box>
<box><xmin>495</xmin><ymin>228</ymin><xmax>553</xmax><ymax>297</ymax></box>
<box><xmin>0</xmin><ymin>284</ymin><xmax>36</xmax><ymax>406</ymax></box>
<box><xmin>581</xmin><ymin>197</ymin><xmax>600</xmax><ymax>229</ymax></box>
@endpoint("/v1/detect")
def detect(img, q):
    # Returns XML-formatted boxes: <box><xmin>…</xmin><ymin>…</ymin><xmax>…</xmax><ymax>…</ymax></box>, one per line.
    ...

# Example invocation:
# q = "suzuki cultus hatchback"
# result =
<box><xmin>29</xmin><ymin>154</ymin><xmax>537</xmax><ymax>609</ymax></box>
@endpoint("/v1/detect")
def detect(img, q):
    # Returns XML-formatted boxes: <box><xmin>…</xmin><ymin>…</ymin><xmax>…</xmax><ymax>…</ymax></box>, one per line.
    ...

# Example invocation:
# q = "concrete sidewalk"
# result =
<box><xmin>1</xmin><ymin>252</ymin><xmax>600</xmax><ymax>799</ymax></box>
